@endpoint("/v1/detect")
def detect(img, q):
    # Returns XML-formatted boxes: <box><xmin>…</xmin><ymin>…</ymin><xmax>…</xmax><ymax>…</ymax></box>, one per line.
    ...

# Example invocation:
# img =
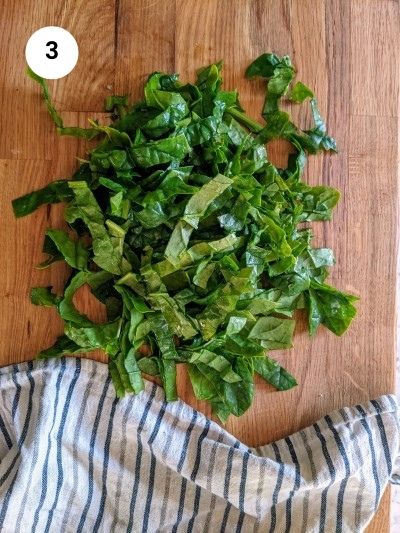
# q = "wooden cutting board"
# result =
<box><xmin>0</xmin><ymin>1</ymin><xmax>398</xmax><ymax>530</ymax></box>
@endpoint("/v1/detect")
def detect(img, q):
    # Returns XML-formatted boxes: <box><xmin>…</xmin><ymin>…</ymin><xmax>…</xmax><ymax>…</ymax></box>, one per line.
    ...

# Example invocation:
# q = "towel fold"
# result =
<box><xmin>0</xmin><ymin>357</ymin><xmax>398</xmax><ymax>532</ymax></box>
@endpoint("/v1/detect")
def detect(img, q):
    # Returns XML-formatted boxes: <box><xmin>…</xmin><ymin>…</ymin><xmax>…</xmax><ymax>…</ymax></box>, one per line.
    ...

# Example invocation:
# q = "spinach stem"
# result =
<box><xmin>227</xmin><ymin>107</ymin><xmax>264</xmax><ymax>133</ymax></box>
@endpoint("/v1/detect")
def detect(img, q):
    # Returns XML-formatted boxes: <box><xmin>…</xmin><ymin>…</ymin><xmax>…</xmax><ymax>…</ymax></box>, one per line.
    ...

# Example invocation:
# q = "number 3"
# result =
<box><xmin>46</xmin><ymin>41</ymin><xmax>58</xmax><ymax>59</ymax></box>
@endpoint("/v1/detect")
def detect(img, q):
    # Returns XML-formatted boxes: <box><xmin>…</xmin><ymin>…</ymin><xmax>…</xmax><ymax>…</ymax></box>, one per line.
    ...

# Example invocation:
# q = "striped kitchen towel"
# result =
<box><xmin>0</xmin><ymin>358</ymin><xmax>398</xmax><ymax>532</ymax></box>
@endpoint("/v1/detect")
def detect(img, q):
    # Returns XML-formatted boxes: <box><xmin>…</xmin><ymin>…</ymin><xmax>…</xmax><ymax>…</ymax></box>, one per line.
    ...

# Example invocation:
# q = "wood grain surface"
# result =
<box><xmin>0</xmin><ymin>1</ymin><xmax>398</xmax><ymax>530</ymax></box>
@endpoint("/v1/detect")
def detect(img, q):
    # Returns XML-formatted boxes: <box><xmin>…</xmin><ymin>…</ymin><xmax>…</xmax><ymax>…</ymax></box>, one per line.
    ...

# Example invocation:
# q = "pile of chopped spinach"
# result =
<box><xmin>14</xmin><ymin>53</ymin><xmax>357</xmax><ymax>421</ymax></box>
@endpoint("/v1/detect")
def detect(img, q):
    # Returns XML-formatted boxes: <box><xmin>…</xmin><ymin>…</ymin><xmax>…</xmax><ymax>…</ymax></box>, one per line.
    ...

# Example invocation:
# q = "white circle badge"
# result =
<box><xmin>25</xmin><ymin>26</ymin><xmax>79</xmax><ymax>79</ymax></box>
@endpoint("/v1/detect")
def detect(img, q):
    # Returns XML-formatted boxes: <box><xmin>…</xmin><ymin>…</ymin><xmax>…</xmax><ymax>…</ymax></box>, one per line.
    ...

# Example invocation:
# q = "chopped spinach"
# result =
<box><xmin>14</xmin><ymin>54</ymin><xmax>357</xmax><ymax>421</ymax></box>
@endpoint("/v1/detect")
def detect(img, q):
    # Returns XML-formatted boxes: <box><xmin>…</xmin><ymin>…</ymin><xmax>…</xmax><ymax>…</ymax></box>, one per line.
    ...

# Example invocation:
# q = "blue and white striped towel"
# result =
<box><xmin>0</xmin><ymin>357</ymin><xmax>398</xmax><ymax>532</ymax></box>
